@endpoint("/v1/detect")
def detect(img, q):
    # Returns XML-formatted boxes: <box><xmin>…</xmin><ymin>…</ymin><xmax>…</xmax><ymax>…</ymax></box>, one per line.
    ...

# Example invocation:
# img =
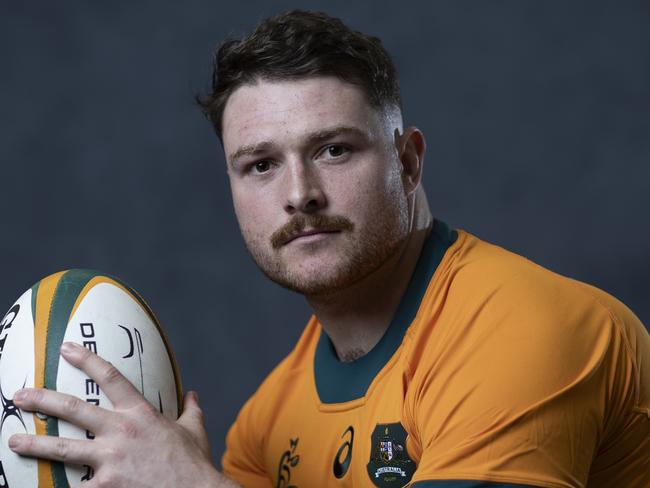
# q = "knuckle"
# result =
<box><xmin>33</xmin><ymin>388</ymin><xmax>45</xmax><ymax>402</ymax></box>
<box><xmin>76</xmin><ymin>344</ymin><xmax>91</xmax><ymax>358</ymax></box>
<box><xmin>115</xmin><ymin>419</ymin><xmax>139</xmax><ymax>439</ymax></box>
<box><xmin>96</xmin><ymin>471</ymin><xmax>118</xmax><ymax>488</ymax></box>
<box><xmin>137</xmin><ymin>401</ymin><xmax>158</xmax><ymax>418</ymax></box>
<box><xmin>22</xmin><ymin>435</ymin><xmax>35</xmax><ymax>451</ymax></box>
<box><xmin>104</xmin><ymin>445</ymin><xmax>117</xmax><ymax>458</ymax></box>
<box><xmin>25</xmin><ymin>388</ymin><xmax>44</xmax><ymax>406</ymax></box>
<box><xmin>104</xmin><ymin>445</ymin><xmax>124</xmax><ymax>463</ymax></box>
<box><xmin>61</xmin><ymin>395</ymin><xmax>82</xmax><ymax>415</ymax></box>
<box><xmin>101</xmin><ymin>363</ymin><xmax>123</xmax><ymax>384</ymax></box>
<box><xmin>55</xmin><ymin>439</ymin><xmax>70</xmax><ymax>461</ymax></box>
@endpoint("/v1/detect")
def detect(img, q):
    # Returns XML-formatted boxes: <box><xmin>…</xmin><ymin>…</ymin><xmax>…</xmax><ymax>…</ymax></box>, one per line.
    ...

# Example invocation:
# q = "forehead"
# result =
<box><xmin>221</xmin><ymin>77</ymin><xmax>384</xmax><ymax>155</ymax></box>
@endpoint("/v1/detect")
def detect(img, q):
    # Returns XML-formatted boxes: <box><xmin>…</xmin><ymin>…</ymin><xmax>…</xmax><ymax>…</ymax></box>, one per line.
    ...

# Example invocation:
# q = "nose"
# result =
<box><xmin>283</xmin><ymin>159</ymin><xmax>327</xmax><ymax>214</ymax></box>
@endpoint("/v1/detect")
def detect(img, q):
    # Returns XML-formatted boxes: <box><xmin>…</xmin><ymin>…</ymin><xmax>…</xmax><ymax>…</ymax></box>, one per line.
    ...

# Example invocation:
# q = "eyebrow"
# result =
<box><xmin>227</xmin><ymin>126</ymin><xmax>370</xmax><ymax>164</ymax></box>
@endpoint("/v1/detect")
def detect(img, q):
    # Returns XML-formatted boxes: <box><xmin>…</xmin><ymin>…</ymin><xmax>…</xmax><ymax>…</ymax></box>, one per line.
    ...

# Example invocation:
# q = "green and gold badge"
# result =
<box><xmin>367</xmin><ymin>423</ymin><xmax>416</xmax><ymax>487</ymax></box>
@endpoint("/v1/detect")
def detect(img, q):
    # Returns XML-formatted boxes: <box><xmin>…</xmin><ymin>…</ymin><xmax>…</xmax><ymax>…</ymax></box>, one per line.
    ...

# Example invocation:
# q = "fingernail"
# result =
<box><xmin>13</xmin><ymin>389</ymin><xmax>27</xmax><ymax>402</ymax></box>
<box><xmin>60</xmin><ymin>342</ymin><xmax>80</xmax><ymax>355</ymax></box>
<box><xmin>8</xmin><ymin>435</ymin><xmax>22</xmax><ymax>449</ymax></box>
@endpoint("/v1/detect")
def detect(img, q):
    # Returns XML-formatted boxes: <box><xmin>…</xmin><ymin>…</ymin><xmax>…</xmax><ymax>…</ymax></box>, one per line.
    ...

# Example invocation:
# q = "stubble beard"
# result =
<box><xmin>242</xmin><ymin>196</ymin><xmax>410</xmax><ymax>297</ymax></box>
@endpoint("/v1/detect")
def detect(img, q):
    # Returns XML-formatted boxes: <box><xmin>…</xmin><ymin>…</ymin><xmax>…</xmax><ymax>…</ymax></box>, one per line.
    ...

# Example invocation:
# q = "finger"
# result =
<box><xmin>177</xmin><ymin>391</ymin><xmax>209</xmax><ymax>448</ymax></box>
<box><xmin>9</xmin><ymin>433</ymin><xmax>98</xmax><ymax>466</ymax></box>
<box><xmin>13</xmin><ymin>388</ymin><xmax>110</xmax><ymax>435</ymax></box>
<box><xmin>60</xmin><ymin>342</ymin><xmax>142</xmax><ymax>409</ymax></box>
<box><xmin>177</xmin><ymin>391</ymin><xmax>204</xmax><ymax>430</ymax></box>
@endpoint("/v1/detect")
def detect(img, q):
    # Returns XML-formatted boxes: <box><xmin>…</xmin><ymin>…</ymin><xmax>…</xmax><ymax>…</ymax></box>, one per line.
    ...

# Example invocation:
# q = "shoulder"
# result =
<box><xmin>403</xmin><ymin>229</ymin><xmax>647</xmax><ymax>423</ymax></box>
<box><xmin>401</xmin><ymin>230</ymin><xmax>650</xmax><ymax>486</ymax></box>
<box><xmin>409</xmin><ymin>231</ymin><xmax>619</xmax><ymax>366</ymax></box>
<box><xmin>405</xmin><ymin>228</ymin><xmax>648</xmax><ymax>423</ymax></box>
<box><xmin>449</xmin><ymin>231</ymin><xmax>648</xmax><ymax>371</ymax></box>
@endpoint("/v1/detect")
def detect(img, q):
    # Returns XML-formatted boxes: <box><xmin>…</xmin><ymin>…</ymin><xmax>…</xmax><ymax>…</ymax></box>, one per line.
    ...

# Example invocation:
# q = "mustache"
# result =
<box><xmin>271</xmin><ymin>214</ymin><xmax>354</xmax><ymax>249</ymax></box>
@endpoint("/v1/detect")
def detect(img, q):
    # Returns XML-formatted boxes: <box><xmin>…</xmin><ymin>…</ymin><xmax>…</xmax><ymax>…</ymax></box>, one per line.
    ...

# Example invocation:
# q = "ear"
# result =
<box><xmin>395</xmin><ymin>127</ymin><xmax>426</xmax><ymax>196</ymax></box>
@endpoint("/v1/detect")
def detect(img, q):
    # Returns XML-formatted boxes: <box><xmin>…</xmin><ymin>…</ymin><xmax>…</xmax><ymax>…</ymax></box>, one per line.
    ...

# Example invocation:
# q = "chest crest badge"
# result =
<box><xmin>366</xmin><ymin>423</ymin><xmax>416</xmax><ymax>487</ymax></box>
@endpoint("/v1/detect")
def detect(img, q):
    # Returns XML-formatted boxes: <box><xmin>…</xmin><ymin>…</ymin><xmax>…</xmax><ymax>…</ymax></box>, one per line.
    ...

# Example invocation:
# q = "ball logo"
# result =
<box><xmin>0</xmin><ymin>305</ymin><xmax>24</xmax><ymax>435</ymax></box>
<box><xmin>118</xmin><ymin>325</ymin><xmax>145</xmax><ymax>392</ymax></box>
<box><xmin>0</xmin><ymin>383</ymin><xmax>26</xmax><ymax>433</ymax></box>
<box><xmin>78</xmin><ymin>322</ymin><xmax>101</xmax><ymax>423</ymax></box>
<box><xmin>0</xmin><ymin>304</ymin><xmax>22</xmax><ymax>488</ymax></box>
<box><xmin>0</xmin><ymin>304</ymin><xmax>20</xmax><ymax>361</ymax></box>
<box><xmin>0</xmin><ymin>459</ymin><xmax>8</xmax><ymax>488</ymax></box>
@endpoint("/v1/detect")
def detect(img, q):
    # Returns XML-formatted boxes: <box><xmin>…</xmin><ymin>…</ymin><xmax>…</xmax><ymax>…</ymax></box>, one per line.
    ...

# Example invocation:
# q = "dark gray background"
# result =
<box><xmin>1</xmin><ymin>1</ymin><xmax>648</xmax><ymax>463</ymax></box>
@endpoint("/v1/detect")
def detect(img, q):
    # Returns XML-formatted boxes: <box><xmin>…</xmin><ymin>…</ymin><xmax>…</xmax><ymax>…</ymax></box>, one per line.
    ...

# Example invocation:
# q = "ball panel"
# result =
<box><xmin>71</xmin><ymin>272</ymin><xmax>183</xmax><ymax>415</ymax></box>
<box><xmin>42</xmin><ymin>270</ymin><xmax>98</xmax><ymax>484</ymax></box>
<box><xmin>99</xmin><ymin>273</ymin><xmax>184</xmax><ymax>415</ymax></box>
<box><xmin>33</xmin><ymin>271</ymin><xmax>67</xmax><ymax>391</ymax></box>
<box><xmin>57</xmin><ymin>280</ymin><xmax>181</xmax><ymax>485</ymax></box>
<box><xmin>45</xmin><ymin>270</ymin><xmax>99</xmax><ymax>394</ymax></box>
<box><xmin>30</xmin><ymin>271</ymin><xmax>77</xmax><ymax>487</ymax></box>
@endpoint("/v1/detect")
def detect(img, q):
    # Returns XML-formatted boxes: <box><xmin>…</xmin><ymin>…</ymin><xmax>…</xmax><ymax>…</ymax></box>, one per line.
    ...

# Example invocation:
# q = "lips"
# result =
<box><xmin>284</xmin><ymin>229</ymin><xmax>339</xmax><ymax>245</ymax></box>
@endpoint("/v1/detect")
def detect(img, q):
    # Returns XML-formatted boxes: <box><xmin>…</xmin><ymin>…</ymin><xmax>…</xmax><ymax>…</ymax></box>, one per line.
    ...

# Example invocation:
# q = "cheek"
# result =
<box><xmin>336</xmin><ymin>160</ymin><xmax>405</xmax><ymax>218</ymax></box>
<box><xmin>231</xmin><ymin>191</ymin><xmax>270</xmax><ymax>239</ymax></box>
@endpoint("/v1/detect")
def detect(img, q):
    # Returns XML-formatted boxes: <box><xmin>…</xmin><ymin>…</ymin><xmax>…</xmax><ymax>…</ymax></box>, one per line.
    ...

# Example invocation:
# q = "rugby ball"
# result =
<box><xmin>0</xmin><ymin>269</ymin><xmax>182</xmax><ymax>488</ymax></box>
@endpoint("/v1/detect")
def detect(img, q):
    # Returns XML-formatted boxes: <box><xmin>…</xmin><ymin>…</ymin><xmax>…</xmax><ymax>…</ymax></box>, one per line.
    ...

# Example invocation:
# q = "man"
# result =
<box><xmin>8</xmin><ymin>10</ymin><xmax>650</xmax><ymax>488</ymax></box>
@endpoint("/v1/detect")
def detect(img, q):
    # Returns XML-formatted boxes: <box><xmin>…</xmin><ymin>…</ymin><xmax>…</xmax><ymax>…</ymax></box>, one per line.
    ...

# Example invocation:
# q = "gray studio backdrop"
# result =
<box><xmin>1</xmin><ymin>1</ymin><xmax>649</xmax><ymax>462</ymax></box>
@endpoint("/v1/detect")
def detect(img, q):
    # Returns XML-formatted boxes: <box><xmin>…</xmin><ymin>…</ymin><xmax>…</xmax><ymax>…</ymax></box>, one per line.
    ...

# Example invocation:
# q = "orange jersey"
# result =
<box><xmin>222</xmin><ymin>220</ymin><xmax>650</xmax><ymax>488</ymax></box>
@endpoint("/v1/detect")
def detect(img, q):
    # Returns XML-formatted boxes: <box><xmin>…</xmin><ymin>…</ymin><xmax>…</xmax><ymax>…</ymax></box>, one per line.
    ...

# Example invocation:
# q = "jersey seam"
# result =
<box><xmin>408</xmin><ymin>256</ymin><xmax>535</xmax><ymax>451</ymax></box>
<box><xmin>561</xmin><ymin>278</ymin><xmax>642</xmax><ymax>412</ymax></box>
<box><xmin>499</xmin><ymin>251</ymin><xmax>645</xmax><ymax>419</ymax></box>
<box><xmin>489</xmin><ymin>247</ymin><xmax>642</xmax><ymax>413</ymax></box>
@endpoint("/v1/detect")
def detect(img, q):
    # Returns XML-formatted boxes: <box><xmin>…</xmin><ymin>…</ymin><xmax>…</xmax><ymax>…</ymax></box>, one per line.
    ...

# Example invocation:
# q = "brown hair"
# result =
<box><xmin>197</xmin><ymin>10</ymin><xmax>402</xmax><ymax>141</ymax></box>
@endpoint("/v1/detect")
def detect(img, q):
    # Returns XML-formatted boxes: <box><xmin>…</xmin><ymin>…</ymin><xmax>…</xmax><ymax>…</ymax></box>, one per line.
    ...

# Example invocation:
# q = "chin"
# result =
<box><xmin>273</xmin><ymin>275</ymin><xmax>350</xmax><ymax>296</ymax></box>
<box><xmin>249</xmin><ymin>226</ymin><xmax>407</xmax><ymax>295</ymax></box>
<box><xmin>269</xmin><ymin>257</ymin><xmax>385</xmax><ymax>296</ymax></box>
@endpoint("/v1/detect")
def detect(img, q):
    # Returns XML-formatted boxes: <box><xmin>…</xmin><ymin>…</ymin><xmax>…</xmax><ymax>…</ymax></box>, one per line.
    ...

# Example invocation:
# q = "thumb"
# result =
<box><xmin>177</xmin><ymin>391</ymin><xmax>209</xmax><ymax>445</ymax></box>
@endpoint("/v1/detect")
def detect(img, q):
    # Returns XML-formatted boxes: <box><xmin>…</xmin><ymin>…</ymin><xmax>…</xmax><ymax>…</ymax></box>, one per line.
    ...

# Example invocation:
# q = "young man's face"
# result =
<box><xmin>221</xmin><ymin>76</ymin><xmax>411</xmax><ymax>296</ymax></box>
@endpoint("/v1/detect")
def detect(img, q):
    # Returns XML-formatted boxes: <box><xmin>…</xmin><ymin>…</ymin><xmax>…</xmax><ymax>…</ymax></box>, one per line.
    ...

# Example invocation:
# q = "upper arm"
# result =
<box><xmin>404</xmin><ymin>273</ymin><xmax>637</xmax><ymax>488</ymax></box>
<box><xmin>221</xmin><ymin>395</ymin><xmax>273</xmax><ymax>488</ymax></box>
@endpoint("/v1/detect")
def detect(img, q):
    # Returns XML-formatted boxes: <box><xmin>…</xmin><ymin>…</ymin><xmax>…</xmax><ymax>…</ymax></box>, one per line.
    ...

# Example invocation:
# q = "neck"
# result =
<box><xmin>307</xmin><ymin>187</ymin><xmax>432</xmax><ymax>362</ymax></box>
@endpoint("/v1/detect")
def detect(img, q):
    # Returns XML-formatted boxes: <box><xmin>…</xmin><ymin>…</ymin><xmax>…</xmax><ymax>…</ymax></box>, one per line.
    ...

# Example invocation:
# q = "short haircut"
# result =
<box><xmin>197</xmin><ymin>10</ymin><xmax>402</xmax><ymax>142</ymax></box>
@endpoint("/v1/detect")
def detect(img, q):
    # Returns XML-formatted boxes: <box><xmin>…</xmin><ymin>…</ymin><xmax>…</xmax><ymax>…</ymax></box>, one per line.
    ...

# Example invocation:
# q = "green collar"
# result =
<box><xmin>314</xmin><ymin>219</ymin><xmax>457</xmax><ymax>404</ymax></box>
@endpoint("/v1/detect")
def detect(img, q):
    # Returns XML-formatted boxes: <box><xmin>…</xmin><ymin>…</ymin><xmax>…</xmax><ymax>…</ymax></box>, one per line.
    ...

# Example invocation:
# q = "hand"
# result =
<box><xmin>8</xmin><ymin>342</ymin><xmax>228</xmax><ymax>488</ymax></box>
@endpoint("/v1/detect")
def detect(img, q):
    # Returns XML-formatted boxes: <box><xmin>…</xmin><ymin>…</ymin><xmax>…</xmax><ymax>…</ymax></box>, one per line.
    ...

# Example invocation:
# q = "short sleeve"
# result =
<box><xmin>221</xmin><ymin>395</ymin><xmax>273</xmax><ymax>488</ymax></box>
<box><xmin>404</xmin><ymin>272</ymin><xmax>645</xmax><ymax>488</ymax></box>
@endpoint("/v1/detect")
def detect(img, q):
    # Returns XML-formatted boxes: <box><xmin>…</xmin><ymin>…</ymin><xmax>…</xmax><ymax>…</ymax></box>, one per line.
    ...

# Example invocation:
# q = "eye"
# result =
<box><xmin>323</xmin><ymin>144</ymin><xmax>348</xmax><ymax>158</ymax></box>
<box><xmin>251</xmin><ymin>160</ymin><xmax>272</xmax><ymax>174</ymax></box>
